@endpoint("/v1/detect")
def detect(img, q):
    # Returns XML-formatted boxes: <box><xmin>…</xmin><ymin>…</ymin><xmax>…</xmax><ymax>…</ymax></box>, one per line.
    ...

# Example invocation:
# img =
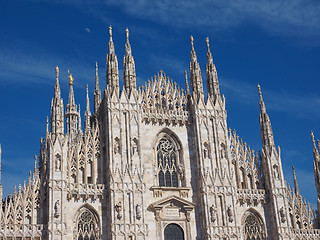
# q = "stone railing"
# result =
<box><xmin>150</xmin><ymin>186</ymin><xmax>191</xmax><ymax>198</ymax></box>
<box><xmin>67</xmin><ymin>183</ymin><xmax>105</xmax><ymax>200</ymax></box>
<box><xmin>141</xmin><ymin>108</ymin><xmax>189</xmax><ymax>125</ymax></box>
<box><xmin>236</xmin><ymin>189</ymin><xmax>266</xmax><ymax>205</ymax></box>
<box><xmin>0</xmin><ymin>224</ymin><xmax>45</xmax><ymax>238</ymax></box>
<box><xmin>293</xmin><ymin>229</ymin><xmax>320</xmax><ymax>240</ymax></box>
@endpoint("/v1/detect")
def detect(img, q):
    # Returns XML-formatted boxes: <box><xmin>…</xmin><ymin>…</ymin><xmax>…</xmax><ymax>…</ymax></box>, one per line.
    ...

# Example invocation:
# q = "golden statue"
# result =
<box><xmin>68</xmin><ymin>70</ymin><xmax>74</xmax><ymax>85</ymax></box>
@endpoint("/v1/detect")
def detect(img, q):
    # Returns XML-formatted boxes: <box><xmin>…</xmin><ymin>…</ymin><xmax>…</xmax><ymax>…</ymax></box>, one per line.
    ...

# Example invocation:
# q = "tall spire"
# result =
<box><xmin>185</xmin><ymin>70</ymin><xmax>190</xmax><ymax>95</ymax></box>
<box><xmin>311</xmin><ymin>132</ymin><xmax>320</xmax><ymax>225</ymax></box>
<box><xmin>123</xmin><ymin>28</ymin><xmax>137</xmax><ymax>95</ymax></box>
<box><xmin>292</xmin><ymin>165</ymin><xmax>300</xmax><ymax>196</ymax></box>
<box><xmin>189</xmin><ymin>35</ymin><xmax>204</xmax><ymax>102</ymax></box>
<box><xmin>106</xmin><ymin>26</ymin><xmax>120</xmax><ymax>94</ymax></box>
<box><xmin>206</xmin><ymin>37</ymin><xmax>220</xmax><ymax>102</ymax></box>
<box><xmin>85</xmin><ymin>85</ymin><xmax>91</xmax><ymax>132</ymax></box>
<box><xmin>94</xmin><ymin>62</ymin><xmax>101</xmax><ymax>114</ymax></box>
<box><xmin>50</xmin><ymin>66</ymin><xmax>64</xmax><ymax>136</ymax></box>
<box><xmin>258</xmin><ymin>85</ymin><xmax>275</xmax><ymax>147</ymax></box>
<box><xmin>65</xmin><ymin>70</ymin><xmax>79</xmax><ymax>135</ymax></box>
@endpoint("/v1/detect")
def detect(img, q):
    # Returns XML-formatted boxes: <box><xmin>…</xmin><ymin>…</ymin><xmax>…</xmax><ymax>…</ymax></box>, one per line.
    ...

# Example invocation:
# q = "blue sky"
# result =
<box><xmin>0</xmin><ymin>0</ymin><xmax>320</xmax><ymax>206</ymax></box>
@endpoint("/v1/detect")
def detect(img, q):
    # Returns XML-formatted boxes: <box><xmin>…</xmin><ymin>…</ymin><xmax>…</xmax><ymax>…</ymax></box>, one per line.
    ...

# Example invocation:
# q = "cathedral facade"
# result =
<box><xmin>1</xmin><ymin>27</ymin><xmax>320</xmax><ymax>240</ymax></box>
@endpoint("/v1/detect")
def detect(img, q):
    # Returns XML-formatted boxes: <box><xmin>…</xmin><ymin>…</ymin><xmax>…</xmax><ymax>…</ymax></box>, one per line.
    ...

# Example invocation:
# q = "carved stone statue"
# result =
<box><xmin>210</xmin><ymin>205</ymin><xmax>216</xmax><ymax>223</ymax></box>
<box><xmin>115</xmin><ymin>202</ymin><xmax>122</xmax><ymax>220</ymax></box>
<box><xmin>227</xmin><ymin>205</ymin><xmax>234</xmax><ymax>223</ymax></box>
<box><xmin>280</xmin><ymin>207</ymin><xmax>286</xmax><ymax>223</ymax></box>
<box><xmin>54</xmin><ymin>200</ymin><xmax>60</xmax><ymax>218</ymax></box>
<box><xmin>136</xmin><ymin>204</ymin><xmax>142</xmax><ymax>220</ymax></box>
<box><xmin>55</xmin><ymin>154</ymin><xmax>61</xmax><ymax>171</ymax></box>
<box><xmin>114</xmin><ymin>138</ymin><xmax>120</xmax><ymax>155</ymax></box>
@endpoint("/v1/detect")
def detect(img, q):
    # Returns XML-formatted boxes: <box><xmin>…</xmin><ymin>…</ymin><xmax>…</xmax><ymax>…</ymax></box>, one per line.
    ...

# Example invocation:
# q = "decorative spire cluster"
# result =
<box><xmin>123</xmin><ymin>28</ymin><xmax>137</xmax><ymax>95</ymax></box>
<box><xmin>65</xmin><ymin>70</ymin><xmax>79</xmax><ymax>136</ymax></box>
<box><xmin>50</xmin><ymin>66</ymin><xmax>64</xmax><ymax>137</ymax></box>
<box><xmin>189</xmin><ymin>35</ymin><xmax>204</xmax><ymax>102</ymax></box>
<box><xmin>258</xmin><ymin>85</ymin><xmax>275</xmax><ymax>147</ymax></box>
<box><xmin>106</xmin><ymin>26</ymin><xmax>120</xmax><ymax>93</ymax></box>
<box><xmin>206</xmin><ymin>37</ymin><xmax>220</xmax><ymax>102</ymax></box>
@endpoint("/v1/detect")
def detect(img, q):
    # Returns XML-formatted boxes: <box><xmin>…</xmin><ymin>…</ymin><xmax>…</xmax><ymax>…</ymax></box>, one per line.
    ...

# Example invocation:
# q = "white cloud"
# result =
<box><xmin>85</xmin><ymin>27</ymin><xmax>91</xmax><ymax>33</ymax></box>
<box><xmin>221</xmin><ymin>78</ymin><xmax>320</xmax><ymax>119</ymax></box>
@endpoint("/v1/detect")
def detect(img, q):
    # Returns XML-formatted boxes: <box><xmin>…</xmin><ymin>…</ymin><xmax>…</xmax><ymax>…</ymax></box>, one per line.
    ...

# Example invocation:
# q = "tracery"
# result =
<box><xmin>76</xmin><ymin>209</ymin><xmax>100</xmax><ymax>240</ymax></box>
<box><xmin>157</xmin><ymin>137</ymin><xmax>179</xmax><ymax>187</ymax></box>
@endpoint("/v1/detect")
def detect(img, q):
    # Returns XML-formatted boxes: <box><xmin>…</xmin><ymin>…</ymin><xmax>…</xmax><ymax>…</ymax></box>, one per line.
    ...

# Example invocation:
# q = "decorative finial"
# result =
<box><xmin>86</xmin><ymin>84</ymin><xmax>89</xmax><ymax>96</ymax></box>
<box><xmin>55</xmin><ymin>66</ymin><xmax>59</xmax><ymax>80</ymax></box>
<box><xmin>126</xmin><ymin>28</ymin><xmax>129</xmax><ymax>42</ymax></box>
<box><xmin>46</xmin><ymin>116</ymin><xmax>49</xmax><ymax>133</ymax></box>
<box><xmin>68</xmin><ymin>70</ymin><xmax>74</xmax><ymax>85</ymax></box>
<box><xmin>206</xmin><ymin>37</ymin><xmax>210</xmax><ymax>50</ymax></box>
<box><xmin>109</xmin><ymin>25</ymin><xmax>112</xmax><ymax>40</ymax></box>
<box><xmin>96</xmin><ymin>61</ymin><xmax>98</xmax><ymax>69</ymax></box>
<box><xmin>257</xmin><ymin>84</ymin><xmax>263</xmax><ymax>101</ymax></box>
<box><xmin>190</xmin><ymin>35</ymin><xmax>194</xmax><ymax>49</ymax></box>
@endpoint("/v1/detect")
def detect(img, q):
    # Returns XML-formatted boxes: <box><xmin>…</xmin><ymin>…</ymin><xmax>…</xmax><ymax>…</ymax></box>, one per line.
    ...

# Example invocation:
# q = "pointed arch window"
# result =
<box><xmin>76</xmin><ymin>209</ymin><xmax>100</xmax><ymax>240</ymax></box>
<box><xmin>243</xmin><ymin>211</ymin><xmax>266</xmax><ymax>240</ymax></box>
<box><xmin>157</xmin><ymin>137</ymin><xmax>180</xmax><ymax>187</ymax></box>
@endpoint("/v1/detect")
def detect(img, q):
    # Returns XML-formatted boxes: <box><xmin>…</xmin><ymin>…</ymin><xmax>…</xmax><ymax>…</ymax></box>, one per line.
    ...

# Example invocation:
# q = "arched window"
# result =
<box><xmin>157</xmin><ymin>137</ymin><xmax>179</xmax><ymax>187</ymax></box>
<box><xmin>76</xmin><ymin>209</ymin><xmax>100</xmax><ymax>240</ymax></box>
<box><xmin>164</xmin><ymin>224</ymin><xmax>184</xmax><ymax>240</ymax></box>
<box><xmin>243</xmin><ymin>211</ymin><xmax>265</xmax><ymax>240</ymax></box>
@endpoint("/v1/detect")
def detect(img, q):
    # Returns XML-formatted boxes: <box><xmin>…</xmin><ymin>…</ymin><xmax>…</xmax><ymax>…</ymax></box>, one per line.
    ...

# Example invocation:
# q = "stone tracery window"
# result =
<box><xmin>157</xmin><ymin>137</ymin><xmax>180</xmax><ymax>187</ymax></box>
<box><xmin>76</xmin><ymin>209</ymin><xmax>100</xmax><ymax>240</ymax></box>
<box><xmin>243</xmin><ymin>212</ymin><xmax>265</xmax><ymax>240</ymax></box>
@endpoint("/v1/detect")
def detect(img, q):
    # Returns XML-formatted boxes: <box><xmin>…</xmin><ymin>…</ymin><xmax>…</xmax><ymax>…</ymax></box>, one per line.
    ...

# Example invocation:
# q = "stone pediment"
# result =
<box><xmin>149</xmin><ymin>195</ymin><xmax>195</xmax><ymax>222</ymax></box>
<box><xmin>150</xmin><ymin>195</ymin><xmax>195</xmax><ymax>210</ymax></box>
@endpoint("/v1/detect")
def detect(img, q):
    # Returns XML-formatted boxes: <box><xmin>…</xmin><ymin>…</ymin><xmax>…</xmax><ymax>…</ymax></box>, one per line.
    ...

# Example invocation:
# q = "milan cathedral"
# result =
<box><xmin>1</xmin><ymin>27</ymin><xmax>320</xmax><ymax>240</ymax></box>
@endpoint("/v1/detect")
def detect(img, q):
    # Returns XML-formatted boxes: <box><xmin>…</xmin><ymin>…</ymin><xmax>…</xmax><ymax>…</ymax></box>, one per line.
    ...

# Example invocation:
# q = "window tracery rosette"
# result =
<box><xmin>75</xmin><ymin>209</ymin><xmax>101</xmax><ymax>240</ymax></box>
<box><xmin>156</xmin><ymin>137</ymin><xmax>181</xmax><ymax>187</ymax></box>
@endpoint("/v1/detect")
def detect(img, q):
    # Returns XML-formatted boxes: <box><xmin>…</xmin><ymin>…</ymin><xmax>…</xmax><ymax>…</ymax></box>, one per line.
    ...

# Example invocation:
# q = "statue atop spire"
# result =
<box><xmin>185</xmin><ymin>70</ymin><xmax>190</xmax><ymax>95</ymax></box>
<box><xmin>258</xmin><ymin>84</ymin><xmax>275</xmax><ymax>147</ymax></box>
<box><xmin>123</xmin><ymin>28</ymin><xmax>136</xmax><ymax>95</ymax></box>
<box><xmin>66</xmin><ymin>70</ymin><xmax>79</xmax><ymax>136</ymax></box>
<box><xmin>94</xmin><ymin>62</ymin><xmax>101</xmax><ymax>114</ymax></box>
<box><xmin>292</xmin><ymin>165</ymin><xmax>300</xmax><ymax>196</ymax></box>
<box><xmin>51</xmin><ymin>66</ymin><xmax>64</xmax><ymax>136</ymax></box>
<box><xmin>206</xmin><ymin>37</ymin><xmax>220</xmax><ymax>102</ymax></box>
<box><xmin>106</xmin><ymin>25</ymin><xmax>119</xmax><ymax>94</ymax></box>
<box><xmin>189</xmin><ymin>35</ymin><xmax>204</xmax><ymax>102</ymax></box>
<box><xmin>85</xmin><ymin>85</ymin><xmax>91</xmax><ymax>132</ymax></box>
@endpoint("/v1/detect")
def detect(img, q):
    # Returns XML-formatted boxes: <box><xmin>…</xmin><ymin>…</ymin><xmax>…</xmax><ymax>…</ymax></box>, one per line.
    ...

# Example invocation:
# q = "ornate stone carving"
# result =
<box><xmin>227</xmin><ymin>205</ymin><xmax>233</xmax><ymax>223</ymax></box>
<box><xmin>210</xmin><ymin>204</ymin><xmax>217</xmax><ymax>223</ymax></box>
<box><xmin>114</xmin><ymin>137</ymin><xmax>121</xmax><ymax>154</ymax></box>
<box><xmin>136</xmin><ymin>204</ymin><xmax>142</xmax><ymax>220</ymax></box>
<box><xmin>115</xmin><ymin>202</ymin><xmax>122</xmax><ymax>220</ymax></box>
<box><xmin>55</xmin><ymin>154</ymin><xmax>61</xmax><ymax>171</ymax></box>
<box><xmin>280</xmin><ymin>207</ymin><xmax>286</xmax><ymax>223</ymax></box>
<box><xmin>54</xmin><ymin>200</ymin><xmax>60</xmax><ymax>218</ymax></box>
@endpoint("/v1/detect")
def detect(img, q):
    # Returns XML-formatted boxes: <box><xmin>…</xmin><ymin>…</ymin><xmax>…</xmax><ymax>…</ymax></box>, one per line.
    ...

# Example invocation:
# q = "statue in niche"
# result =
<box><xmin>114</xmin><ymin>137</ymin><xmax>120</xmax><ymax>155</ymax></box>
<box><xmin>203</xmin><ymin>143</ymin><xmax>209</xmax><ymax>159</ymax></box>
<box><xmin>210</xmin><ymin>204</ymin><xmax>217</xmax><ymax>223</ymax></box>
<box><xmin>273</xmin><ymin>164</ymin><xmax>280</xmax><ymax>180</ymax></box>
<box><xmin>178</xmin><ymin>163</ymin><xmax>185</xmax><ymax>180</ymax></box>
<box><xmin>220</xmin><ymin>143</ymin><xmax>226</xmax><ymax>159</ymax></box>
<box><xmin>132</xmin><ymin>138</ymin><xmax>138</xmax><ymax>156</ymax></box>
<box><xmin>280</xmin><ymin>207</ymin><xmax>286</xmax><ymax>223</ymax></box>
<box><xmin>115</xmin><ymin>202</ymin><xmax>122</xmax><ymax>220</ymax></box>
<box><xmin>54</xmin><ymin>200</ymin><xmax>60</xmax><ymax>218</ymax></box>
<box><xmin>136</xmin><ymin>204</ymin><xmax>142</xmax><ymax>220</ymax></box>
<box><xmin>227</xmin><ymin>205</ymin><xmax>234</xmax><ymax>223</ymax></box>
<box><xmin>55</xmin><ymin>154</ymin><xmax>61</xmax><ymax>171</ymax></box>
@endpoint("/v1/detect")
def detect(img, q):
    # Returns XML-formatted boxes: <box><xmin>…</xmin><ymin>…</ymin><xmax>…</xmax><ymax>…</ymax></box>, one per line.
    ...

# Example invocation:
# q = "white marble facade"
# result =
<box><xmin>0</xmin><ymin>27</ymin><xmax>320</xmax><ymax>240</ymax></box>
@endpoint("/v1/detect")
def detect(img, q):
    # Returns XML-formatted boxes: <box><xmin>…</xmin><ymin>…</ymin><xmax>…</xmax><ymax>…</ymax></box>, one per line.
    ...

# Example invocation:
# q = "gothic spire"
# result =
<box><xmin>123</xmin><ymin>28</ymin><xmax>137</xmax><ymax>95</ymax></box>
<box><xmin>0</xmin><ymin>144</ymin><xmax>2</xmax><ymax>201</ymax></box>
<box><xmin>292</xmin><ymin>165</ymin><xmax>300</xmax><ymax>196</ymax></box>
<box><xmin>258</xmin><ymin>85</ymin><xmax>275</xmax><ymax>147</ymax></box>
<box><xmin>85</xmin><ymin>85</ymin><xmax>91</xmax><ymax>132</ymax></box>
<box><xmin>66</xmin><ymin>70</ymin><xmax>79</xmax><ymax>135</ymax></box>
<box><xmin>206</xmin><ymin>37</ymin><xmax>220</xmax><ymax>102</ymax></box>
<box><xmin>106</xmin><ymin>26</ymin><xmax>119</xmax><ymax>94</ymax></box>
<box><xmin>185</xmin><ymin>70</ymin><xmax>190</xmax><ymax>95</ymax></box>
<box><xmin>50</xmin><ymin>66</ymin><xmax>64</xmax><ymax>136</ymax></box>
<box><xmin>94</xmin><ymin>62</ymin><xmax>101</xmax><ymax>114</ymax></box>
<box><xmin>189</xmin><ymin>35</ymin><xmax>204</xmax><ymax>102</ymax></box>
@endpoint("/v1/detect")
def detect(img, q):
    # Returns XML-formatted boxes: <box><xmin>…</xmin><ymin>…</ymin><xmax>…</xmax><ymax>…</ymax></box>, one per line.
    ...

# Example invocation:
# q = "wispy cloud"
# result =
<box><xmin>0</xmin><ymin>38</ymin><xmax>94</xmax><ymax>88</ymax></box>
<box><xmin>79</xmin><ymin>0</ymin><xmax>320</xmax><ymax>44</ymax></box>
<box><xmin>221</xmin><ymin>78</ymin><xmax>320</xmax><ymax>118</ymax></box>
